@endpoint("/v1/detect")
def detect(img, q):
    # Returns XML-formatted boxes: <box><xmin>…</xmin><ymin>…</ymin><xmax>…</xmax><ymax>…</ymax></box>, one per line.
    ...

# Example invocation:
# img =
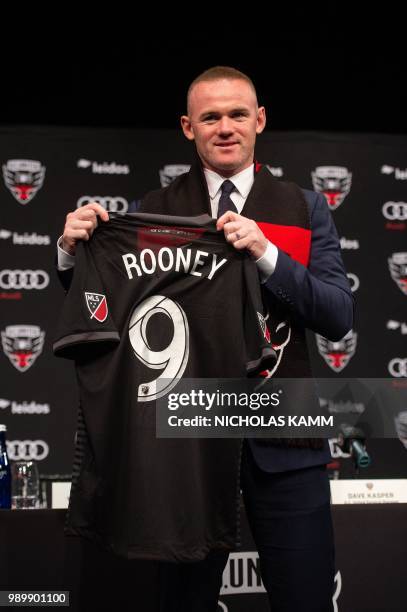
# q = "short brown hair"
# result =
<box><xmin>187</xmin><ymin>66</ymin><xmax>258</xmax><ymax>113</ymax></box>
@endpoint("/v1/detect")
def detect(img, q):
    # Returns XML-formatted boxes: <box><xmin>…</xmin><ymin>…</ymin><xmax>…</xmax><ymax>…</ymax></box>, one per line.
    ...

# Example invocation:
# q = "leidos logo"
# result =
<box><xmin>77</xmin><ymin>159</ymin><xmax>130</xmax><ymax>175</ymax></box>
<box><xmin>381</xmin><ymin>165</ymin><xmax>407</xmax><ymax>180</ymax></box>
<box><xmin>0</xmin><ymin>398</ymin><xmax>50</xmax><ymax>414</ymax></box>
<box><xmin>1</xmin><ymin>325</ymin><xmax>45</xmax><ymax>372</ymax></box>
<box><xmin>316</xmin><ymin>330</ymin><xmax>357</xmax><ymax>372</ymax></box>
<box><xmin>388</xmin><ymin>252</ymin><xmax>407</xmax><ymax>295</ymax></box>
<box><xmin>77</xmin><ymin>196</ymin><xmax>128</xmax><ymax>213</ymax></box>
<box><xmin>0</xmin><ymin>229</ymin><xmax>51</xmax><ymax>246</ymax></box>
<box><xmin>2</xmin><ymin>159</ymin><xmax>45</xmax><ymax>204</ymax></box>
<box><xmin>159</xmin><ymin>165</ymin><xmax>190</xmax><ymax>187</ymax></box>
<box><xmin>311</xmin><ymin>166</ymin><xmax>352</xmax><ymax>210</ymax></box>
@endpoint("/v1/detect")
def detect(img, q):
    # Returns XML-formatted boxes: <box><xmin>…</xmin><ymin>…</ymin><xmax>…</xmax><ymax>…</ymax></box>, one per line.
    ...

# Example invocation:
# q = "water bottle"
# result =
<box><xmin>0</xmin><ymin>424</ymin><xmax>11</xmax><ymax>509</ymax></box>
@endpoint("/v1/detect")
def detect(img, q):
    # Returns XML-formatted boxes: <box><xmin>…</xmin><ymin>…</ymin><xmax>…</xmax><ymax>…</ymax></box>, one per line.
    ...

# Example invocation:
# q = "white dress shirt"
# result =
<box><xmin>57</xmin><ymin>163</ymin><xmax>278</xmax><ymax>280</ymax></box>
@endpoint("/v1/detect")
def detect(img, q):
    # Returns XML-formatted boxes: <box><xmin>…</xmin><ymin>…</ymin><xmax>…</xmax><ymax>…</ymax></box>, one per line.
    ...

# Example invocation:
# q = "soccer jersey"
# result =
<box><xmin>53</xmin><ymin>212</ymin><xmax>275</xmax><ymax>561</ymax></box>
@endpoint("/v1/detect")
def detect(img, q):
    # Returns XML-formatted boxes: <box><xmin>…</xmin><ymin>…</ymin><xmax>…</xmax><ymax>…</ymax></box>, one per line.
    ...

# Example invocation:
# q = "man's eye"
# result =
<box><xmin>203</xmin><ymin>115</ymin><xmax>217</xmax><ymax>122</ymax></box>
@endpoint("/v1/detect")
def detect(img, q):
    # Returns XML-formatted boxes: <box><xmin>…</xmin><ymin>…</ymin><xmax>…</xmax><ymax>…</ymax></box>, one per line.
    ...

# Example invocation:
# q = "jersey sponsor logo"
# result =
<box><xmin>382</xmin><ymin>201</ymin><xmax>407</xmax><ymax>221</ymax></box>
<box><xmin>159</xmin><ymin>164</ymin><xmax>190</xmax><ymax>187</ymax></box>
<box><xmin>129</xmin><ymin>295</ymin><xmax>189</xmax><ymax>402</ymax></box>
<box><xmin>0</xmin><ymin>398</ymin><xmax>50</xmax><ymax>414</ymax></box>
<box><xmin>1</xmin><ymin>325</ymin><xmax>45</xmax><ymax>372</ymax></box>
<box><xmin>311</xmin><ymin>166</ymin><xmax>352</xmax><ymax>210</ymax></box>
<box><xmin>388</xmin><ymin>358</ymin><xmax>407</xmax><ymax>378</ymax></box>
<box><xmin>316</xmin><ymin>330</ymin><xmax>357</xmax><ymax>372</ymax></box>
<box><xmin>85</xmin><ymin>292</ymin><xmax>108</xmax><ymax>323</ymax></box>
<box><xmin>0</xmin><ymin>269</ymin><xmax>49</xmax><ymax>290</ymax></box>
<box><xmin>77</xmin><ymin>158</ymin><xmax>130</xmax><ymax>175</ymax></box>
<box><xmin>6</xmin><ymin>439</ymin><xmax>49</xmax><ymax>461</ymax></box>
<box><xmin>0</xmin><ymin>229</ymin><xmax>51</xmax><ymax>245</ymax></box>
<box><xmin>387</xmin><ymin>320</ymin><xmax>407</xmax><ymax>335</ymax></box>
<box><xmin>122</xmin><ymin>247</ymin><xmax>228</xmax><ymax>281</ymax></box>
<box><xmin>2</xmin><ymin>159</ymin><xmax>46</xmax><ymax>204</ymax></box>
<box><xmin>388</xmin><ymin>252</ymin><xmax>407</xmax><ymax>294</ymax></box>
<box><xmin>257</xmin><ymin>312</ymin><xmax>271</xmax><ymax>343</ymax></box>
<box><xmin>381</xmin><ymin>165</ymin><xmax>407</xmax><ymax>180</ymax></box>
<box><xmin>347</xmin><ymin>272</ymin><xmax>360</xmax><ymax>292</ymax></box>
<box><xmin>77</xmin><ymin>196</ymin><xmax>128</xmax><ymax>213</ymax></box>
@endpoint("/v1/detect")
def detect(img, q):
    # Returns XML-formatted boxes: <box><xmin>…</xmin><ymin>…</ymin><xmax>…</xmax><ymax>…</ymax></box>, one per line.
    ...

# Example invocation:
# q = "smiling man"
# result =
<box><xmin>57</xmin><ymin>66</ymin><xmax>353</xmax><ymax>612</ymax></box>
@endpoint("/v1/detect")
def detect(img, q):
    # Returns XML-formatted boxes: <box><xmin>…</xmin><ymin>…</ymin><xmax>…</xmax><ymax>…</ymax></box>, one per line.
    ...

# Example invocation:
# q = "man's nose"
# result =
<box><xmin>217</xmin><ymin>116</ymin><xmax>234</xmax><ymax>135</ymax></box>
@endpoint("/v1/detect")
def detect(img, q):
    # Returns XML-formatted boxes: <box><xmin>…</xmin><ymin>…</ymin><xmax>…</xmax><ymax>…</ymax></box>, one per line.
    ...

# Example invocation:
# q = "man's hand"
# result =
<box><xmin>62</xmin><ymin>202</ymin><xmax>109</xmax><ymax>255</ymax></box>
<box><xmin>217</xmin><ymin>211</ymin><xmax>268</xmax><ymax>260</ymax></box>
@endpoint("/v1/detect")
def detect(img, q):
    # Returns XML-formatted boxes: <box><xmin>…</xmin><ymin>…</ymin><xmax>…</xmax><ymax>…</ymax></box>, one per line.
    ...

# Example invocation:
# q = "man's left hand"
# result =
<box><xmin>217</xmin><ymin>211</ymin><xmax>268</xmax><ymax>260</ymax></box>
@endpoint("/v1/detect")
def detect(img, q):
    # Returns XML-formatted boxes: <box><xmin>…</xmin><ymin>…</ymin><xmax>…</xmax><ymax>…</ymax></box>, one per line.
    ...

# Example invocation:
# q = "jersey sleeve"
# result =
<box><xmin>53</xmin><ymin>240</ymin><xmax>120</xmax><ymax>359</ymax></box>
<box><xmin>243</xmin><ymin>257</ymin><xmax>277</xmax><ymax>375</ymax></box>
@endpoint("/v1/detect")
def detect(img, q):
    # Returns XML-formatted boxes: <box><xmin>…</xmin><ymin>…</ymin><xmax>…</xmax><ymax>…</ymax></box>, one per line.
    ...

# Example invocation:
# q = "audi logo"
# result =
<box><xmin>6</xmin><ymin>439</ymin><xmax>49</xmax><ymax>461</ymax></box>
<box><xmin>0</xmin><ymin>270</ymin><xmax>49</xmax><ymax>290</ymax></box>
<box><xmin>388</xmin><ymin>358</ymin><xmax>407</xmax><ymax>378</ymax></box>
<box><xmin>77</xmin><ymin>196</ymin><xmax>128</xmax><ymax>213</ymax></box>
<box><xmin>382</xmin><ymin>201</ymin><xmax>407</xmax><ymax>221</ymax></box>
<box><xmin>347</xmin><ymin>273</ymin><xmax>360</xmax><ymax>292</ymax></box>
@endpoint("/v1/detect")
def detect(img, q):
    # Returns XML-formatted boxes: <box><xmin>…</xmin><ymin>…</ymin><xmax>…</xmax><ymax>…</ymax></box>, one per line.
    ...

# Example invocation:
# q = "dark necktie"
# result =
<box><xmin>217</xmin><ymin>179</ymin><xmax>237</xmax><ymax>218</ymax></box>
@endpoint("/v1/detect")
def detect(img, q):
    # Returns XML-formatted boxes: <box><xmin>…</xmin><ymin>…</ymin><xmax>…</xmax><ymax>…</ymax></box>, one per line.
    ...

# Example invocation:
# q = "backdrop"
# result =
<box><xmin>0</xmin><ymin>126</ymin><xmax>406</xmax><ymax>478</ymax></box>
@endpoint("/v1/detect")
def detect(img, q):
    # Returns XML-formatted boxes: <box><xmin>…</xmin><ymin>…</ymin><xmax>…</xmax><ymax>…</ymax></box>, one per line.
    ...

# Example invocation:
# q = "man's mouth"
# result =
<box><xmin>215</xmin><ymin>142</ymin><xmax>238</xmax><ymax>148</ymax></box>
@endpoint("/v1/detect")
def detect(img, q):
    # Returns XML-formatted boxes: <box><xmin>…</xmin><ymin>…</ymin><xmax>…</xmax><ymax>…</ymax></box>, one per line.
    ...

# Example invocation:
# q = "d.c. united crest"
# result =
<box><xmin>311</xmin><ymin>166</ymin><xmax>352</xmax><ymax>210</ymax></box>
<box><xmin>1</xmin><ymin>325</ymin><xmax>45</xmax><ymax>372</ymax></box>
<box><xmin>2</xmin><ymin>159</ymin><xmax>46</xmax><ymax>204</ymax></box>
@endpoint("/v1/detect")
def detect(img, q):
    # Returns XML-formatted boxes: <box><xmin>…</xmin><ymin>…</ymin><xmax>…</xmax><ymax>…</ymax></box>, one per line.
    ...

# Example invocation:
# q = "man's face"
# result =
<box><xmin>181</xmin><ymin>78</ymin><xmax>266</xmax><ymax>177</ymax></box>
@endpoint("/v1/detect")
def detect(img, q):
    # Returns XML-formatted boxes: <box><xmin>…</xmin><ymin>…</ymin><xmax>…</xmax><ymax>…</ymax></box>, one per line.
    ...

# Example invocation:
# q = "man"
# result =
<box><xmin>58</xmin><ymin>67</ymin><xmax>353</xmax><ymax>611</ymax></box>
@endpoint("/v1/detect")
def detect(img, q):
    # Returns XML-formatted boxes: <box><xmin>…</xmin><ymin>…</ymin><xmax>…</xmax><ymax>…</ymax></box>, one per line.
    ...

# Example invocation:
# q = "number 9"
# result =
<box><xmin>129</xmin><ymin>295</ymin><xmax>189</xmax><ymax>401</ymax></box>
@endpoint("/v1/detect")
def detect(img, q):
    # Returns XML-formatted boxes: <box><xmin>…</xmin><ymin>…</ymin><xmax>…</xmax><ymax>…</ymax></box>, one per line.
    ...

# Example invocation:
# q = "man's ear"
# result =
<box><xmin>256</xmin><ymin>106</ymin><xmax>266</xmax><ymax>135</ymax></box>
<box><xmin>181</xmin><ymin>115</ymin><xmax>195</xmax><ymax>141</ymax></box>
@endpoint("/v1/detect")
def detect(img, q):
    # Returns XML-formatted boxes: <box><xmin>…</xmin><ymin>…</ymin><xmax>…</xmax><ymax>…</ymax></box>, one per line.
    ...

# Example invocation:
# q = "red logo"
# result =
<box><xmin>85</xmin><ymin>292</ymin><xmax>108</xmax><ymax>322</ymax></box>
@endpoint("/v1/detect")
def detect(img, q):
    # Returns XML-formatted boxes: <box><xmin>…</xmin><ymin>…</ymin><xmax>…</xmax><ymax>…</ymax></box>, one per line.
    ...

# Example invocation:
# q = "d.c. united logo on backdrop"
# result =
<box><xmin>2</xmin><ymin>159</ymin><xmax>46</xmax><ymax>204</ymax></box>
<box><xmin>85</xmin><ymin>292</ymin><xmax>108</xmax><ymax>322</ymax></box>
<box><xmin>311</xmin><ymin>166</ymin><xmax>352</xmax><ymax>210</ymax></box>
<box><xmin>388</xmin><ymin>252</ymin><xmax>407</xmax><ymax>295</ymax></box>
<box><xmin>316</xmin><ymin>330</ymin><xmax>357</xmax><ymax>372</ymax></box>
<box><xmin>1</xmin><ymin>325</ymin><xmax>45</xmax><ymax>372</ymax></box>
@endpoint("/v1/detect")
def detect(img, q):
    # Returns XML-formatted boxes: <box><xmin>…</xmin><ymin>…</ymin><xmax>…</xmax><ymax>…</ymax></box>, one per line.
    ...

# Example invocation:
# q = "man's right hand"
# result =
<box><xmin>61</xmin><ymin>202</ymin><xmax>109</xmax><ymax>255</ymax></box>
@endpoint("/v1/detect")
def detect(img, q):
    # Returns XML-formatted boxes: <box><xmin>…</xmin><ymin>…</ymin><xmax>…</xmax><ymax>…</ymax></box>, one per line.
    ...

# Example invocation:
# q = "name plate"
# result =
<box><xmin>330</xmin><ymin>479</ymin><xmax>407</xmax><ymax>504</ymax></box>
<box><xmin>51</xmin><ymin>482</ymin><xmax>71</xmax><ymax>509</ymax></box>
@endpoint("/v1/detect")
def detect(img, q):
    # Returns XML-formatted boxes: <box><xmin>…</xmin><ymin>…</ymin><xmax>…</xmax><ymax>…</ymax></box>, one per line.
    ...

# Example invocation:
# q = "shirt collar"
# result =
<box><xmin>204</xmin><ymin>164</ymin><xmax>255</xmax><ymax>199</ymax></box>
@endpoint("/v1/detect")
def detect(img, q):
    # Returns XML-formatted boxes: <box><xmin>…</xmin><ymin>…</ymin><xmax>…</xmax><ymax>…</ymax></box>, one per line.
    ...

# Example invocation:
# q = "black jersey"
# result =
<box><xmin>53</xmin><ymin>212</ymin><xmax>275</xmax><ymax>561</ymax></box>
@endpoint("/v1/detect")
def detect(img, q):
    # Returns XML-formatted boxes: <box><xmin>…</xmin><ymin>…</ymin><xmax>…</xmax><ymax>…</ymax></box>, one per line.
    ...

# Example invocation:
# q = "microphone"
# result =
<box><xmin>337</xmin><ymin>423</ymin><xmax>371</xmax><ymax>468</ymax></box>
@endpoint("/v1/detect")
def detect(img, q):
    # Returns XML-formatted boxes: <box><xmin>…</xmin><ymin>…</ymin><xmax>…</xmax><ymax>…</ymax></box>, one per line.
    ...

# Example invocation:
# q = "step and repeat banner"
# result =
<box><xmin>0</xmin><ymin>126</ymin><xmax>406</xmax><ymax>479</ymax></box>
